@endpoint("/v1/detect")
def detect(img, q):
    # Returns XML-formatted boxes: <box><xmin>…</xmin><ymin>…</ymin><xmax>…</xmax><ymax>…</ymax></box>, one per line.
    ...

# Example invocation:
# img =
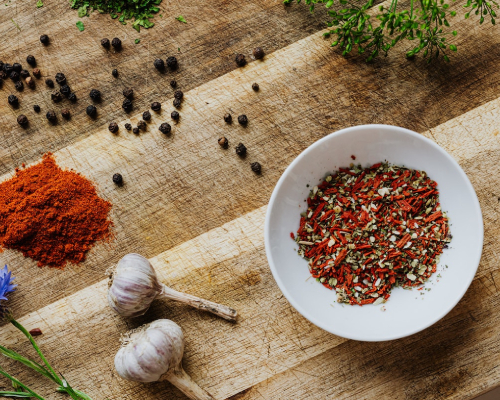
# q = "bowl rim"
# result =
<box><xmin>264</xmin><ymin>124</ymin><xmax>484</xmax><ymax>341</ymax></box>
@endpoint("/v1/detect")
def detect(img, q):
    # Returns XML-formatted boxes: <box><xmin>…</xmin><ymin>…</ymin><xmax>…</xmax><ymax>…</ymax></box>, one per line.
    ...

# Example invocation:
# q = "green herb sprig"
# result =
<box><xmin>70</xmin><ymin>0</ymin><xmax>162</xmax><ymax>32</ymax></box>
<box><xmin>288</xmin><ymin>0</ymin><xmax>498</xmax><ymax>62</ymax></box>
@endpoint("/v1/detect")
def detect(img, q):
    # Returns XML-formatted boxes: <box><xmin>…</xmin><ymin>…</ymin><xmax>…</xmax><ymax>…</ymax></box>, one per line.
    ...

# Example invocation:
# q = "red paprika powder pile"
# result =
<box><xmin>0</xmin><ymin>153</ymin><xmax>113</xmax><ymax>268</ymax></box>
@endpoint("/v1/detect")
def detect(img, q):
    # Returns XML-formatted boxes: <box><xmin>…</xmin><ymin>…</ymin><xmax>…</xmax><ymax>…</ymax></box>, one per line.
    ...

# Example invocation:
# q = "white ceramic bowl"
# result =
<box><xmin>265</xmin><ymin>125</ymin><xmax>483</xmax><ymax>341</ymax></box>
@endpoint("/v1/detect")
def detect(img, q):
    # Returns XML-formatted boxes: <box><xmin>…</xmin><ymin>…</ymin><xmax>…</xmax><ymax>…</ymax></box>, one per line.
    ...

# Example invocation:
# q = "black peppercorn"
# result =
<box><xmin>224</xmin><ymin>113</ymin><xmax>232</xmax><ymax>123</ymax></box>
<box><xmin>151</xmin><ymin>102</ymin><xmax>161</xmax><ymax>112</ymax></box>
<box><xmin>15</xmin><ymin>81</ymin><xmax>24</xmax><ymax>91</ymax></box>
<box><xmin>20</xmin><ymin>70</ymin><xmax>30</xmax><ymax>79</ymax></box>
<box><xmin>235</xmin><ymin>54</ymin><xmax>247</xmax><ymax>67</ymax></box>
<box><xmin>238</xmin><ymin>114</ymin><xmax>248</xmax><ymax>125</ymax></box>
<box><xmin>112</xmin><ymin>69</ymin><xmax>118</xmax><ymax>78</ymax></box>
<box><xmin>40</xmin><ymin>34</ymin><xmax>50</xmax><ymax>45</ymax></box>
<box><xmin>253</xmin><ymin>47</ymin><xmax>265</xmax><ymax>60</ymax></box>
<box><xmin>159</xmin><ymin>122</ymin><xmax>171</xmax><ymax>134</ymax></box>
<box><xmin>154</xmin><ymin>58</ymin><xmax>165</xmax><ymax>71</ymax></box>
<box><xmin>55</xmin><ymin>73</ymin><xmax>66</xmax><ymax>85</ymax></box>
<box><xmin>46</xmin><ymin>110</ymin><xmax>57</xmax><ymax>122</ymax></box>
<box><xmin>125</xmin><ymin>123</ymin><xmax>132</xmax><ymax>131</ymax></box>
<box><xmin>8</xmin><ymin>95</ymin><xmax>19</xmax><ymax>107</ymax></box>
<box><xmin>235</xmin><ymin>143</ymin><xmax>247</xmax><ymax>156</ymax></box>
<box><xmin>0</xmin><ymin>61</ymin><xmax>4</xmax><ymax>70</ymax></box>
<box><xmin>89</xmin><ymin>88</ymin><xmax>101</xmax><ymax>101</ymax></box>
<box><xmin>60</xmin><ymin>84</ymin><xmax>71</xmax><ymax>97</ymax></box>
<box><xmin>25</xmin><ymin>77</ymin><xmax>35</xmax><ymax>89</ymax></box>
<box><xmin>17</xmin><ymin>115</ymin><xmax>28</xmax><ymax>127</ymax></box>
<box><xmin>12</xmin><ymin>63</ymin><xmax>22</xmax><ymax>73</ymax></box>
<box><xmin>45</xmin><ymin>78</ymin><xmax>54</xmax><ymax>88</ymax></box>
<box><xmin>111</xmin><ymin>37</ymin><xmax>122</xmax><ymax>50</ymax></box>
<box><xmin>132</xmin><ymin>127</ymin><xmax>140</xmax><ymax>135</ymax></box>
<box><xmin>137</xmin><ymin>120</ymin><xmax>147</xmax><ymax>131</ymax></box>
<box><xmin>123</xmin><ymin>88</ymin><xmax>134</xmax><ymax>99</ymax></box>
<box><xmin>108</xmin><ymin>122</ymin><xmax>119</xmax><ymax>133</ymax></box>
<box><xmin>171</xmin><ymin>110</ymin><xmax>180</xmax><ymax>120</ymax></box>
<box><xmin>170</xmin><ymin>80</ymin><xmax>177</xmax><ymax>88</ymax></box>
<box><xmin>142</xmin><ymin>110</ymin><xmax>151</xmax><ymax>121</ymax></box>
<box><xmin>68</xmin><ymin>92</ymin><xmax>77</xmax><ymax>102</ymax></box>
<box><xmin>251</xmin><ymin>162</ymin><xmax>262</xmax><ymax>174</ymax></box>
<box><xmin>32</xmin><ymin>68</ymin><xmax>41</xmax><ymax>78</ymax></box>
<box><xmin>218</xmin><ymin>137</ymin><xmax>228</xmax><ymax>148</ymax></box>
<box><xmin>33</xmin><ymin>104</ymin><xmax>41</xmax><ymax>113</ymax></box>
<box><xmin>0</xmin><ymin>71</ymin><xmax>7</xmax><ymax>80</ymax></box>
<box><xmin>174</xmin><ymin>90</ymin><xmax>183</xmax><ymax>100</ymax></box>
<box><xmin>3</xmin><ymin>64</ymin><xmax>13</xmax><ymax>74</ymax></box>
<box><xmin>26</xmin><ymin>55</ymin><xmax>36</xmax><ymax>67</ymax></box>
<box><xmin>101</xmin><ymin>38</ymin><xmax>110</xmax><ymax>48</ymax></box>
<box><xmin>112</xmin><ymin>173</ymin><xmax>123</xmax><ymax>185</ymax></box>
<box><xmin>252</xmin><ymin>83</ymin><xmax>259</xmax><ymax>91</ymax></box>
<box><xmin>61</xmin><ymin>109</ymin><xmax>71</xmax><ymax>120</ymax></box>
<box><xmin>122</xmin><ymin>99</ymin><xmax>133</xmax><ymax>112</ymax></box>
<box><xmin>86</xmin><ymin>105</ymin><xmax>97</xmax><ymax>117</ymax></box>
<box><xmin>9</xmin><ymin>71</ymin><xmax>19</xmax><ymax>81</ymax></box>
<box><xmin>51</xmin><ymin>91</ymin><xmax>62</xmax><ymax>103</ymax></box>
<box><xmin>166</xmin><ymin>56</ymin><xmax>178</xmax><ymax>70</ymax></box>
<box><xmin>173</xmin><ymin>98</ymin><xmax>181</xmax><ymax>109</ymax></box>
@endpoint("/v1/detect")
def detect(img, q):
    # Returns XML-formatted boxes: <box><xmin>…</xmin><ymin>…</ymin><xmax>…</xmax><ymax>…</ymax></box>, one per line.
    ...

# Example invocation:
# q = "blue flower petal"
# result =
<box><xmin>0</xmin><ymin>265</ymin><xmax>16</xmax><ymax>303</ymax></box>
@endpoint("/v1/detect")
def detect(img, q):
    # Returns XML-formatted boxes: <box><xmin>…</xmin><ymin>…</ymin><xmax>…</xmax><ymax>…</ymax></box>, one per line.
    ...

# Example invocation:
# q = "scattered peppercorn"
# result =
<box><xmin>171</xmin><ymin>110</ymin><xmax>179</xmax><ymax>120</ymax></box>
<box><xmin>137</xmin><ymin>120</ymin><xmax>147</xmax><ymax>131</ymax></box>
<box><xmin>25</xmin><ymin>77</ymin><xmax>35</xmax><ymax>89</ymax></box>
<box><xmin>12</xmin><ymin>63</ymin><xmax>22</xmax><ymax>73</ymax></box>
<box><xmin>108</xmin><ymin>122</ymin><xmax>119</xmax><ymax>133</ymax></box>
<box><xmin>26</xmin><ymin>55</ymin><xmax>36</xmax><ymax>67</ymax></box>
<box><xmin>101</xmin><ymin>38</ymin><xmax>110</xmax><ymax>48</ymax></box>
<box><xmin>235</xmin><ymin>54</ymin><xmax>247</xmax><ymax>67</ymax></box>
<box><xmin>174</xmin><ymin>90</ymin><xmax>184</xmax><ymax>100</ymax></box>
<box><xmin>224</xmin><ymin>113</ymin><xmax>232</xmax><ymax>123</ymax></box>
<box><xmin>112</xmin><ymin>173</ymin><xmax>123</xmax><ymax>185</ymax></box>
<box><xmin>154</xmin><ymin>58</ymin><xmax>165</xmax><ymax>71</ymax></box>
<box><xmin>159</xmin><ymin>122</ymin><xmax>171</xmax><ymax>134</ymax></box>
<box><xmin>68</xmin><ymin>92</ymin><xmax>77</xmax><ymax>102</ymax></box>
<box><xmin>238</xmin><ymin>114</ymin><xmax>248</xmax><ymax>125</ymax></box>
<box><xmin>45</xmin><ymin>78</ymin><xmax>54</xmax><ymax>88</ymax></box>
<box><xmin>60</xmin><ymin>84</ymin><xmax>71</xmax><ymax>97</ymax></box>
<box><xmin>3</xmin><ymin>64</ymin><xmax>13</xmax><ymax>74</ymax></box>
<box><xmin>29</xmin><ymin>328</ymin><xmax>43</xmax><ymax>336</ymax></box>
<box><xmin>166</xmin><ymin>56</ymin><xmax>178</xmax><ymax>70</ymax></box>
<box><xmin>40</xmin><ymin>34</ymin><xmax>50</xmax><ymax>45</ymax></box>
<box><xmin>218</xmin><ymin>137</ymin><xmax>228</xmax><ymax>148</ymax></box>
<box><xmin>32</xmin><ymin>68</ymin><xmax>41</xmax><ymax>78</ymax></box>
<box><xmin>122</xmin><ymin>99</ymin><xmax>133</xmax><ymax>112</ymax></box>
<box><xmin>123</xmin><ymin>88</ymin><xmax>133</xmax><ymax>99</ymax></box>
<box><xmin>61</xmin><ymin>109</ymin><xmax>71</xmax><ymax>120</ymax></box>
<box><xmin>111</xmin><ymin>37</ymin><xmax>122</xmax><ymax>50</ymax></box>
<box><xmin>151</xmin><ymin>102</ymin><xmax>161</xmax><ymax>112</ymax></box>
<box><xmin>15</xmin><ymin>81</ymin><xmax>24</xmax><ymax>91</ymax></box>
<box><xmin>170</xmin><ymin>80</ymin><xmax>177</xmax><ymax>88</ymax></box>
<box><xmin>17</xmin><ymin>115</ymin><xmax>28</xmax><ymax>127</ymax></box>
<box><xmin>8</xmin><ymin>95</ymin><xmax>19</xmax><ymax>107</ymax></box>
<box><xmin>20</xmin><ymin>70</ymin><xmax>30</xmax><ymax>79</ymax></box>
<box><xmin>0</xmin><ymin>71</ymin><xmax>7</xmax><ymax>80</ymax></box>
<box><xmin>235</xmin><ymin>143</ymin><xmax>247</xmax><ymax>156</ymax></box>
<box><xmin>9</xmin><ymin>71</ymin><xmax>19</xmax><ymax>81</ymax></box>
<box><xmin>142</xmin><ymin>110</ymin><xmax>151</xmax><ymax>121</ymax></box>
<box><xmin>112</xmin><ymin>69</ymin><xmax>119</xmax><ymax>78</ymax></box>
<box><xmin>89</xmin><ymin>88</ymin><xmax>101</xmax><ymax>101</ymax></box>
<box><xmin>33</xmin><ymin>104</ymin><xmax>41</xmax><ymax>113</ymax></box>
<box><xmin>132</xmin><ymin>127</ymin><xmax>140</xmax><ymax>134</ymax></box>
<box><xmin>51</xmin><ymin>91</ymin><xmax>63</xmax><ymax>103</ymax></box>
<box><xmin>252</xmin><ymin>83</ymin><xmax>259</xmax><ymax>91</ymax></box>
<box><xmin>86</xmin><ymin>105</ymin><xmax>97</xmax><ymax>117</ymax></box>
<box><xmin>250</xmin><ymin>162</ymin><xmax>262</xmax><ymax>174</ymax></box>
<box><xmin>46</xmin><ymin>110</ymin><xmax>57</xmax><ymax>122</ymax></box>
<box><xmin>125</xmin><ymin>123</ymin><xmax>132</xmax><ymax>131</ymax></box>
<box><xmin>55</xmin><ymin>73</ymin><xmax>66</xmax><ymax>85</ymax></box>
<box><xmin>253</xmin><ymin>47</ymin><xmax>265</xmax><ymax>60</ymax></box>
<box><xmin>173</xmin><ymin>98</ymin><xmax>181</xmax><ymax>108</ymax></box>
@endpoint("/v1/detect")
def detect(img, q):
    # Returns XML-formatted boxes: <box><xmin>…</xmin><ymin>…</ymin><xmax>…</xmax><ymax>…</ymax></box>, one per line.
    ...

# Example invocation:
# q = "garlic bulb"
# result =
<box><xmin>108</xmin><ymin>253</ymin><xmax>237</xmax><ymax>321</ymax></box>
<box><xmin>115</xmin><ymin>319</ymin><xmax>214</xmax><ymax>400</ymax></box>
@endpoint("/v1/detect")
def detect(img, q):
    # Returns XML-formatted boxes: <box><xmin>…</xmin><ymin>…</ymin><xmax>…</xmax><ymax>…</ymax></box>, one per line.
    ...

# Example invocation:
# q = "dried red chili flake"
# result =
<box><xmin>293</xmin><ymin>162</ymin><xmax>451</xmax><ymax>306</ymax></box>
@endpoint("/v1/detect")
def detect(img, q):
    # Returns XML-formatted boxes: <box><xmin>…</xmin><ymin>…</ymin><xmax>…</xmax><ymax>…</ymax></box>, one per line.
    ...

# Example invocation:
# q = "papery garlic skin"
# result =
<box><xmin>114</xmin><ymin>319</ymin><xmax>184</xmax><ymax>383</ymax></box>
<box><xmin>107</xmin><ymin>253</ymin><xmax>162</xmax><ymax>317</ymax></box>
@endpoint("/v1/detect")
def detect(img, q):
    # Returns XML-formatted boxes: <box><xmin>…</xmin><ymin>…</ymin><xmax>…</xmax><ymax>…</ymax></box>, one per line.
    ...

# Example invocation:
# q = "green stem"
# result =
<box><xmin>0</xmin><ymin>345</ymin><xmax>54</xmax><ymax>381</ymax></box>
<box><xmin>0</xmin><ymin>367</ymin><xmax>46</xmax><ymax>400</ymax></box>
<box><xmin>0</xmin><ymin>391</ymin><xmax>34</xmax><ymax>397</ymax></box>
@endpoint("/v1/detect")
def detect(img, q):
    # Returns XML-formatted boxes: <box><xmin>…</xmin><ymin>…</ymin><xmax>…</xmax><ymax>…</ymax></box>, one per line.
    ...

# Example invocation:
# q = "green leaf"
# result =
<box><xmin>452</xmin><ymin>30</ymin><xmax>457</xmax><ymax>35</ymax></box>
<box><xmin>0</xmin><ymin>391</ymin><xmax>34</xmax><ymax>397</ymax></box>
<box><xmin>77</xmin><ymin>5</ymin><xmax>87</xmax><ymax>17</ymax></box>
<box><xmin>135</xmin><ymin>38</ymin><xmax>140</xmax><ymax>44</ymax></box>
<box><xmin>176</xmin><ymin>15</ymin><xmax>187</xmax><ymax>23</ymax></box>
<box><xmin>36</xmin><ymin>0</ymin><xmax>43</xmax><ymax>8</ymax></box>
<box><xmin>76</xmin><ymin>21</ymin><xmax>85</xmax><ymax>31</ymax></box>
<box><xmin>449</xmin><ymin>44</ymin><xmax>457</xmax><ymax>51</ymax></box>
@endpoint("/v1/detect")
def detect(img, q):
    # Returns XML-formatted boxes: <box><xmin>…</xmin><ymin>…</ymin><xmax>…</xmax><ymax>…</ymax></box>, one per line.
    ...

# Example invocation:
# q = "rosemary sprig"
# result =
<box><xmin>289</xmin><ymin>0</ymin><xmax>499</xmax><ymax>61</ymax></box>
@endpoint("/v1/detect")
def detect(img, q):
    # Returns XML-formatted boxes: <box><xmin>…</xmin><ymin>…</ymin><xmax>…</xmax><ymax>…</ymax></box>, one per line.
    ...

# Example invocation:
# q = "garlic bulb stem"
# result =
<box><xmin>163</xmin><ymin>368</ymin><xmax>215</xmax><ymax>400</ymax></box>
<box><xmin>160</xmin><ymin>284</ymin><xmax>237</xmax><ymax>322</ymax></box>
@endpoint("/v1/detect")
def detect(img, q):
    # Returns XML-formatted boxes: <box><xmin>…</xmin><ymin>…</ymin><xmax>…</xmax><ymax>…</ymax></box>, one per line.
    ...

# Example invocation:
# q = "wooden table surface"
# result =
<box><xmin>1</xmin><ymin>1</ymin><xmax>500</xmax><ymax>399</ymax></box>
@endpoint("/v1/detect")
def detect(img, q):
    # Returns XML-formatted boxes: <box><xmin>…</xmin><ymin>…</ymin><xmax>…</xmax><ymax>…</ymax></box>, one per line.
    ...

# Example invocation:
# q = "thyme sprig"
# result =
<box><xmin>288</xmin><ymin>0</ymin><xmax>498</xmax><ymax>61</ymax></box>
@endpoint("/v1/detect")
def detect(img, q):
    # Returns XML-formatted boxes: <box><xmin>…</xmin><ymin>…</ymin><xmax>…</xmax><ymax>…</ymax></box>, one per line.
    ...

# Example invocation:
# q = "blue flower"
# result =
<box><xmin>0</xmin><ymin>265</ymin><xmax>16</xmax><ymax>302</ymax></box>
